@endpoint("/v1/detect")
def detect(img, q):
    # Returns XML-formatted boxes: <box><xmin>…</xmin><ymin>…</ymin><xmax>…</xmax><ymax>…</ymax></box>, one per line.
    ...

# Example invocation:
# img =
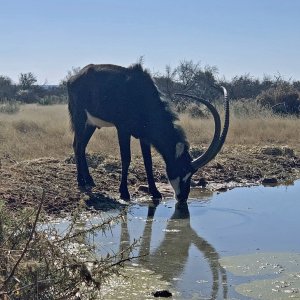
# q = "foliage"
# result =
<box><xmin>256</xmin><ymin>85</ymin><xmax>300</xmax><ymax>115</ymax></box>
<box><xmin>16</xmin><ymin>89</ymin><xmax>39</xmax><ymax>103</ymax></box>
<box><xmin>18</xmin><ymin>72</ymin><xmax>37</xmax><ymax>90</ymax></box>
<box><xmin>0</xmin><ymin>100</ymin><xmax>20</xmax><ymax>114</ymax></box>
<box><xmin>38</xmin><ymin>95</ymin><xmax>68</xmax><ymax>105</ymax></box>
<box><xmin>0</xmin><ymin>62</ymin><xmax>300</xmax><ymax>114</ymax></box>
<box><xmin>230</xmin><ymin>98</ymin><xmax>273</xmax><ymax>118</ymax></box>
<box><xmin>0</xmin><ymin>76</ymin><xmax>17</xmax><ymax>100</ymax></box>
<box><xmin>0</xmin><ymin>193</ymin><xmax>136</xmax><ymax>299</ymax></box>
<box><xmin>155</xmin><ymin>60</ymin><xmax>220</xmax><ymax>103</ymax></box>
<box><xmin>0</xmin><ymin>71</ymin><xmax>68</xmax><ymax>104</ymax></box>
<box><xmin>175</xmin><ymin>101</ymin><xmax>209</xmax><ymax>118</ymax></box>
<box><xmin>221</xmin><ymin>74</ymin><xmax>263</xmax><ymax>100</ymax></box>
<box><xmin>60</xmin><ymin>66</ymin><xmax>81</xmax><ymax>87</ymax></box>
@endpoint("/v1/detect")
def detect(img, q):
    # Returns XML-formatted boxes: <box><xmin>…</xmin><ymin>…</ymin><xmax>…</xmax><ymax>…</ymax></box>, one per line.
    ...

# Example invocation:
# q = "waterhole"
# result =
<box><xmin>54</xmin><ymin>180</ymin><xmax>300</xmax><ymax>299</ymax></box>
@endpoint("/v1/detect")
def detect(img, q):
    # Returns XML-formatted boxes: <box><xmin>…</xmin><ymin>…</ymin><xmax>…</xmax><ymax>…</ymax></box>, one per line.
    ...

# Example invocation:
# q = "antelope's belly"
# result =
<box><xmin>85</xmin><ymin>110</ymin><xmax>114</xmax><ymax>128</ymax></box>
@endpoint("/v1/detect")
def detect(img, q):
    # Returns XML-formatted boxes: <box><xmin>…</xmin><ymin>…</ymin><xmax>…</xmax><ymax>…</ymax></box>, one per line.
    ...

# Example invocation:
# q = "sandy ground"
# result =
<box><xmin>0</xmin><ymin>144</ymin><xmax>299</xmax><ymax>215</ymax></box>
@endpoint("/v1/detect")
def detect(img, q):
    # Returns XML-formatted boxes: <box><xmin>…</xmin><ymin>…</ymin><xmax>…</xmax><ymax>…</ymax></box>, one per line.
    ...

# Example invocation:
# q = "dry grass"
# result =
<box><xmin>0</xmin><ymin>104</ymin><xmax>143</xmax><ymax>161</ymax></box>
<box><xmin>0</xmin><ymin>104</ymin><xmax>72</xmax><ymax>160</ymax></box>
<box><xmin>176</xmin><ymin>110</ymin><xmax>300</xmax><ymax>151</ymax></box>
<box><xmin>0</xmin><ymin>103</ymin><xmax>300</xmax><ymax>162</ymax></box>
<box><xmin>227</xmin><ymin>116</ymin><xmax>300</xmax><ymax>147</ymax></box>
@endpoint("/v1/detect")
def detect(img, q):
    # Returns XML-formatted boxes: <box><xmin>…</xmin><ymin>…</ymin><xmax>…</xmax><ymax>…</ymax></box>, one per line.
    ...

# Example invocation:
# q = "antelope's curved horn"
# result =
<box><xmin>175</xmin><ymin>86</ymin><xmax>229</xmax><ymax>171</ymax></box>
<box><xmin>204</xmin><ymin>86</ymin><xmax>229</xmax><ymax>164</ymax></box>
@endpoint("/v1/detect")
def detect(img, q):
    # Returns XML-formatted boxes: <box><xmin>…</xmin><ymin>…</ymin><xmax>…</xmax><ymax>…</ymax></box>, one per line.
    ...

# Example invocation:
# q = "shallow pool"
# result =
<box><xmin>60</xmin><ymin>181</ymin><xmax>300</xmax><ymax>299</ymax></box>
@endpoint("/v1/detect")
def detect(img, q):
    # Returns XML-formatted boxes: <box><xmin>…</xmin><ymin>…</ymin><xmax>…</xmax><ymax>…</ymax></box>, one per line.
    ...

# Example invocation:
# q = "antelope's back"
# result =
<box><xmin>67</xmin><ymin>64</ymin><xmax>175</xmax><ymax>138</ymax></box>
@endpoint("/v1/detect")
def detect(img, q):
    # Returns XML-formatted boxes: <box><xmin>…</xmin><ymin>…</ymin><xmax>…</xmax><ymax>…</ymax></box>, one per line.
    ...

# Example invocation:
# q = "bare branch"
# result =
<box><xmin>1</xmin><ymin>190</ymin><xmax>45</xmax><ymax>290</ymax></box>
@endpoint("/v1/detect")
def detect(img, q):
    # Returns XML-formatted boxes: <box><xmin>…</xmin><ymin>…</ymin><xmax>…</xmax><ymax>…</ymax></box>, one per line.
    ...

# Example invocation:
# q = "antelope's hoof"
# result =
<box><xmin>151</xmin><ymin>190</ymin><xmax>162</xmax><ymax>200</ymax></box>
<box><xmin>120</xmin><ymin>191</ymin><xmax>130</xmax><ymax>201</ymax></box>
<box><xmin>85</xmin><ymin>177</ymin><xmax>96</xmax><ymax>187</ymax></box>
<box><xmin>84</xmin><ymin>184</ymin><xmax>95</xmax><ymax>191</ymax></box>
<box><xmin>78</xmin><ymin>185</ymin><xmax>92</xmax><ymax>192</ymax></box>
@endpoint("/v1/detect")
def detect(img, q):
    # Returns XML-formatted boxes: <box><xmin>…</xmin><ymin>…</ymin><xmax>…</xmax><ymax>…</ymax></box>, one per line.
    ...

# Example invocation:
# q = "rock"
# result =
<box><xmin>152</xmin><ymin>290</ymin><xmax>172</xmax><ymax>298</ymax></box>
<box><xmin>262</xmin><ymin>177</ymin><xmax>278</xmax><ymax>185</ymax></box>
<box><xmin>215</xmin><ymin>163</ymin><xmax>224</xmax><ymax>170</ymax></box>
<box><xmin>104</xmin><ymin>162</ymin><xmax>120</xmax><ymax>172</ymax></box>
<box><xmin>261</xmin><ymin>146</ymin><xmax>283</xmax><ymax>156</ymax></box>
<box><xmin>283</xmin><ymin>146</ymin><xmax>295</xmax><ymax>157</ymax></box>
<box><xmin>128</xmin><ymin>174</ymin><xmax>137</xmax><ymax>184</ymax></box>
<box><xmin>138</xmin><ymin>185</ymin><xmax>149</xmax><ymax>193</ymax></box>
<box><xmin>196</xmin><ymin>178</ymin><xmax>207</xmax><ymax>187</ymax></box>
<box><xmin>189</xmin><ymin>146</ymin><xmax>204</xmax><ymax>159</ymax></box>
<box><xmin>216</xmin><ymin>187</ymin><xmax>228</xmax><ymax>192</ymax></box>
<box><xmin>65</xmin><ymin>153</ymin><xmax>105</xmax><ymax>168</ymax></box>
<box><xmin>261</xmin><ymin>146</ymin><xmax>295</xmax><ymax>157</ymax></box>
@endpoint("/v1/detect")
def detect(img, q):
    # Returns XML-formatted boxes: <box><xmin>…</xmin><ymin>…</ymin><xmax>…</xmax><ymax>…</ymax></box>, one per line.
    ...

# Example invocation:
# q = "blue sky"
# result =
<box><xmin>1</xmin><ymin>0</ymin><xmax>300</xmax><ymax>84</ymax></box>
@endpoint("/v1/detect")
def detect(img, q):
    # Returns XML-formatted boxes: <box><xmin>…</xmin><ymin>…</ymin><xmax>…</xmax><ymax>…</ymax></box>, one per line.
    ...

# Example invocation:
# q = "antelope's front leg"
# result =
<box><xmin>140</xmin><ymin>140</ymin><xmax>162</xmax><ymax>199</ymax></box>
<box><xmin>117</xmin><ymin>129</ymin><xmax>131</xmax><ymax>200</ymax></box>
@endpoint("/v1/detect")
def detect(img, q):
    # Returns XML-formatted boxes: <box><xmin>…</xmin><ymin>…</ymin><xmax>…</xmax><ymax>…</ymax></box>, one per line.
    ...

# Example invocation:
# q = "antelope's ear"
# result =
<box><xmin>175</xmin><ymin>142</ymin><xmax>185</xmax><ymax>159</ymax></box>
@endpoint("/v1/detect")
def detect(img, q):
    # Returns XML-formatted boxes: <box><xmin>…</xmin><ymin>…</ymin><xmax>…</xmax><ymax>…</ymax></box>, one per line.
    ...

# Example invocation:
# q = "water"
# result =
<box><xmin>56</xmin><ymin>181</ymin><xmax>300</xmax><ymax>299</ymax></box>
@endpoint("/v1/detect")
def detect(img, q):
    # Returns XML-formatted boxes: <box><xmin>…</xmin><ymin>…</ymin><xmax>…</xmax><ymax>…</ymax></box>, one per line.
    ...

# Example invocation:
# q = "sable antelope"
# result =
<box><xmin>67</xmin><ymin>63</ymin><xmax>229</xmax><ymax>201</ymax></box>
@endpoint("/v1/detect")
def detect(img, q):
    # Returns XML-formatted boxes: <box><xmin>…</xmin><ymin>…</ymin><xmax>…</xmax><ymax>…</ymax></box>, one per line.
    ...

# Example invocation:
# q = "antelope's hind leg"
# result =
<box><xmin>140</xmin><ymin>140</ymin><xmax>162</xmax><ymax>199</ymax></box>
<box><xmin>73</xmin><ymin>122</ymin><xmax>96</xmax><ymax>189</ymax></box>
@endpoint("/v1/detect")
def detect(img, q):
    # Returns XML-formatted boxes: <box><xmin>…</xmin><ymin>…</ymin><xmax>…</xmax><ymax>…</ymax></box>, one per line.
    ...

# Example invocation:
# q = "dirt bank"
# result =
<box><xmin>0</xmin><ymin>145</ymin><xmax>299</xmax><ymax>215</ymax></box>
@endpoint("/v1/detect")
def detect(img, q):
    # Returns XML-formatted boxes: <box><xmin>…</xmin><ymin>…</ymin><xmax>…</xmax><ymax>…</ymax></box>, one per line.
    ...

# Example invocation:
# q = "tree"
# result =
<box><xmin>16</xmin><ymin>72</ymin><xmax>39</xmax><ymax>103</ymax></box>
<box><xmin>60</xmin><ymin>67</ymin><xmax>81</xmax><ymax>87</ymax></box>
<box><xmin>0</xmin><ymin>76</ymin><xmax>17</xmax><ymax>100</ymax></box>
<box><xmin>18</xmin><ymin>72</ymin><xmax>37</xmax><ymax>90</ymax></box>
<box><xmin>226</xmin><ymin>74</ymin><xmax>262</xmax><ymax>100</ymax></box>
<box><xmin>155</xmin><ymin>60</ymin><xmax>219</xmax><ymax>104</ymax></box>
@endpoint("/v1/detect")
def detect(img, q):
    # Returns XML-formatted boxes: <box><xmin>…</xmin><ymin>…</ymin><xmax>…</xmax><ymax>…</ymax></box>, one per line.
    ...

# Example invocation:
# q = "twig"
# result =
<box><xmin>1</xmin><ymin>279</ymin><xmax>51</xmax><ymax>297</ymax></box>
<box><xmin>3</xmin><ymin>209</ymin><xmax>36</xmax><ymax>246</ymax></box>
<box><xmin>56</xmin><ymin>212</ymin><xmax>123</xmax><ymax>243</ymax></box>
<box><xmin>0</xmin><ymin>190</ymin><xmax>45</xmax><ymax>291</ymax></box>
<box><xmin>108</xmin><ymin>254</ymin><xmax>143</xmax><ymax>268</ymax></box>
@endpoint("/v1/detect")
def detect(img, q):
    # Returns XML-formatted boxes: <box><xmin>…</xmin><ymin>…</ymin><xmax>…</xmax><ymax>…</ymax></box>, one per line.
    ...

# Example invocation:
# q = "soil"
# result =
<box><xmin>0</xmin><ymin>145</ymin><xmax>299</xmax><ymax>215</ymax></box>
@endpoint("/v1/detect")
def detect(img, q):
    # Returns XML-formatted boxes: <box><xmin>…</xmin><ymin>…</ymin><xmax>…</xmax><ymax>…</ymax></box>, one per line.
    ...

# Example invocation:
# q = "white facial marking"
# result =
<box><xmin>170</xmin><ymin>177</ymin><xmax>181</xmax><ymax>198</ymax></box>
<box><xmin>175</xmin><ymin>142</ymin><xmax>185</xmax><ymax>158</ymax></box>
<box><xmin>85</xmin><ymin>110</ymin><xmax>114</xmax><ymax>128</ymax></box>
<box><xmin>182</xmin><ymin>172</ymin><xmax>191</xmax><ymax>183</ymax></box>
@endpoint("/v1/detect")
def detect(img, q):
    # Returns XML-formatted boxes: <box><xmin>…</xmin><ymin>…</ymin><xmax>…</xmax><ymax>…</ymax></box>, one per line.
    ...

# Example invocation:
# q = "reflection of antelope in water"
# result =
<box><xmin>119</xmin><ymin>202</ymin><xmax>228</xmax><ymax>299</ymax></box>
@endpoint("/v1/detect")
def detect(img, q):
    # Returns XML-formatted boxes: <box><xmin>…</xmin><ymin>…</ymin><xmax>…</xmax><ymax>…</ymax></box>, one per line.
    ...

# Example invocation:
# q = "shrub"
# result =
<box><xmin>12</xmin><ymin>120</ymin><xmax>45</xmax><ymax>134</ymax></box>
<box><xmin>38</xmin><ymin>95</ymin><xmax>67</xmax><ymax>105</ymax></box>
<box><xmin>231</xmin><ymin>98</ymin><xmax>273</xmax><ymax>118</ymax></box>
<box><xmin>16</xmin><ymin>89</ymin><xmax>39</xmax><ymax>103</ymax></box>
<box><xmin>226</xmin><ymin>74</ymin><xmax>262</xmax><ymax>100</ymax></box>
<box><xmin>186</xmin><ymin>103</ymin><xmax>208</xmax><ymax>118</ymax></box>
<box><xmin>256</xmin><ymin>85</ymin><xmax>300</xmax><ymax>115</ymax></box>
<box><xmin>0</xmin><ymin>76</ymin><xmax>17</xmax><ymax>100</ymax></box>
<box><xmin>0</xmin><ymin>100</ymin><xmax>20</xmax><ymax>114</ymax></box>
<box><xmin>0</xmin><ymin>194</ymin><xmax>136</xmax><ymax>299</ymax></box>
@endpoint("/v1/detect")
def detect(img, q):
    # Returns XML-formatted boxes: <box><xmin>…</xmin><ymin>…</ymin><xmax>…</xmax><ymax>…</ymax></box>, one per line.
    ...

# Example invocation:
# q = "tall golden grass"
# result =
<box><xmin>0</xmin><ymin>103</ymin><xmax>299</xmax><ymax>161</ymax></box>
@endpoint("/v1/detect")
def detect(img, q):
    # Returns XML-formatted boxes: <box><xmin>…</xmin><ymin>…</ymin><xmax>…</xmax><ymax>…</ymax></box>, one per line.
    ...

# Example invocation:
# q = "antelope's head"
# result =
<box><xmin>168</xmin><ymin>87</ymin><xmax>229</xmax><ymax>202</ymax></box>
